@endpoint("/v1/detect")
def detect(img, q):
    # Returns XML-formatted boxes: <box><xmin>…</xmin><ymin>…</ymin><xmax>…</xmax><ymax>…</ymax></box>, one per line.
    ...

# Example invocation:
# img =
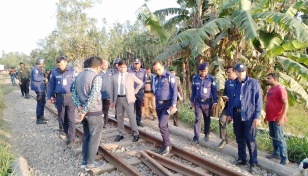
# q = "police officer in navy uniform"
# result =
<box><xmin>47</xmin><ymin>56</ymin><xmax>76</xmax><ymax>145</ymax></box>
<box><xmin>129</xmin><ymin>58</ymin><xmax>146</xmax><ymax>127</ymax></box>
<box><xmin>226</xmin><ymin>63</ymin><xmax>262</xmax><ymax>173</ymax></box>
<box><xmin>30</xmin><ymin>58</ymin><xmax>48</xmax><ymax>124</ymax></box>
<box><xmin>152</xmin><ymin>61</ymin><xmax>178</xmax><ymax>156</ymax></box>
<box><xmin>191</xmin><ymin>62</ymin><xmax>218</xmax><ymax>143</ymax></box>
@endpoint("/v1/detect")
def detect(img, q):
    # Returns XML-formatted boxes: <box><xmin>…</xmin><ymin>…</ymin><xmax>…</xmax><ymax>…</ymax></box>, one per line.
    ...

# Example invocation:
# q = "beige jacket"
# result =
<box><xmin>110</xmin><ymin>72</ymin><xmax>143</xmax><ymax>104</ymax></box>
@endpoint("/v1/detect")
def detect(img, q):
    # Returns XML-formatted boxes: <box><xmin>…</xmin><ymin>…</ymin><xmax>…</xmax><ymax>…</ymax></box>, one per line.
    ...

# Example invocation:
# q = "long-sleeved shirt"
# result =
<box><xmin>227</xmin><ymin>76</ymin><xmax>263</xmax><ymax>121</ymax></box>
<box><xmin>71</xmin><ymin>68</ymin><xmax>102</xmax><ymax>115</ymax></box>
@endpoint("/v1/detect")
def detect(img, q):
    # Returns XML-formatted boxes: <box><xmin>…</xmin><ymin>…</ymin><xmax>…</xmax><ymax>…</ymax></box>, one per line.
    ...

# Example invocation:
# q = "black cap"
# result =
<box><xmin>234</xmin><ymin>63</ymin><xmax>247</xmax><ymax>72</ymax></box>
<box><xmin>198</xmin><ymin>62</ymin><xmax>209</xmax><ymax>70</ymax></box>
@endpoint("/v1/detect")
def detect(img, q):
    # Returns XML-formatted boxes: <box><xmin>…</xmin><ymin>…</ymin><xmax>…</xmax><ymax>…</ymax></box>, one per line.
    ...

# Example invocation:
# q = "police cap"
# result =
<box><xmin>234</xmin><ymin>63</ymin><xmax>247</xmax><ymax>72</ymax></box>
<box><xmin>198</xmin><ymin>62</ymin><xmax>209</xmax><ymax>70</ymax></box>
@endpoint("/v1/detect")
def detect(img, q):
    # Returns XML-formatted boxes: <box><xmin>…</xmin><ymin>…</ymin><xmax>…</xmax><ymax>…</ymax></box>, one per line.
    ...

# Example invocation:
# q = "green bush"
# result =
<box><xmin>178</xmin><ymin>104</ymin><xmax>308</xmax><ymax>163</ymax></box>
<box><xmin>0</xmin><ymin>82</ymin><xmax>14</xmax><ymax>175</ymax></box>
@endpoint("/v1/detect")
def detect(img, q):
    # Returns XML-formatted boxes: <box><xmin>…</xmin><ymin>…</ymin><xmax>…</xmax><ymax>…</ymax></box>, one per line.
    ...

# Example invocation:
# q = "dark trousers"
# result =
<box><xmin>102</xmin><ymin>99</ymin><xmax>110</xmax><ymax>122</ymax></box>
<box><xmin>233</xmin><ymin>111</ymin><xmax>258</xmax><ymax>164</ymax></box>
<box><xmin>20</xmin><ymin>85</ymin><xmax>25</xmax><ymax>96</ymax></box>
<box><xmin>35</xmin><ymin>92</ymin><xmax>46</xmax><ymax>119</ymax></box>
<box><xmin>135</xmin><ymin>90</ymin><xmax>144</xmax><ymax>123</ymax></box>
<box><xmin>156</xmin><ymin>101</ymin><xmax>171</xmax><ymax>146</ymax></box>
<box><xmin>219</xmin><ymin>107</ymin><xmax>228</xmax><ymax>140</ymax></box>
<box><xmin>193</xmin><ymin>100</ymin><xmax>212</xmax><ymax>141</ymax></box>
<box><xmin>55</xmin><ymin>95</ymin><xmax>76</xmax><ymax>142</ymax></box>
<box><xmin>81</xmin><ymin>115</ymin><xmax>104</xmax><ymax>166</ymax></box>
<box><xmin>21</xmin><ymin>78</ymin><xmax>30</xmax><ymax>95</ymax></box>
<box><xmin>268</xmin><ymin>121</ymin><xmax>288</xmax><ymax>162</ymax></box>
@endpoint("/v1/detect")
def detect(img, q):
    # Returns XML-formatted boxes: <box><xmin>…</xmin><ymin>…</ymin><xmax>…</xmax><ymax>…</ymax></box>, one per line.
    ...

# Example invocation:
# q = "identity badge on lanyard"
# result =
<box><xmin>203</xmin><ymin>87</ymin><xmax>207</xmax><ymax>94</ymax></box>
<box><xmin>63</xmin><ymin>78</ymin><xmax>67</xmax><ymax>86</ymax></box>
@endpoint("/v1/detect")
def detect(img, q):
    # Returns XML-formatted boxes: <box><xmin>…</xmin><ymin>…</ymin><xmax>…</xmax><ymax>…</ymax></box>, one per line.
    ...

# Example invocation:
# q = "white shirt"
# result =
<box><xmin>117</xmin><ymin>72</ymin><xmax>127</xmax><ymax>95</ymax></box>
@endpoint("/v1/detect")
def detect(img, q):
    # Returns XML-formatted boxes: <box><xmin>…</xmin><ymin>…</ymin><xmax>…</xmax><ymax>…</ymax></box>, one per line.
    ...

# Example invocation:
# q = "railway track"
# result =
<box><xmin>36</xmin><ymin>95</ymin><xmax>244</xmax><ymax>176</ymax></box>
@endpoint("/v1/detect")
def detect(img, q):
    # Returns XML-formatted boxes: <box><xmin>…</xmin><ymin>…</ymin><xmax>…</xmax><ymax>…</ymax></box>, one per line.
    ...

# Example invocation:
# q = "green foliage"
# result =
<box><xmin>179</xmin><ymin>103</ymin><xmax>308</xmax><ymax>163</ymax></box>
<box><xmin>0</xmin><ymin>81</ymin><xmax>15</xmax><ymax>175</ymax></box>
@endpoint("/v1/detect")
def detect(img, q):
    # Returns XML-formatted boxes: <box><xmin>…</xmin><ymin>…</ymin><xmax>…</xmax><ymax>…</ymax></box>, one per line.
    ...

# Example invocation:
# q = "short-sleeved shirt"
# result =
<box><xmin>265</xmin><ymin>85</ymin><xmax>288</xmax><ymax>122</ymax></box>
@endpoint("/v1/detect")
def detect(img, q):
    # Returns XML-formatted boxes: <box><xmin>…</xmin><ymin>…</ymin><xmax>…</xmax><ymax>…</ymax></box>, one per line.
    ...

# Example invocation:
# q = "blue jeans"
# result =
<box><xmin>268</xmin><ymin>122</ymin><xmax>288</xmax><ymax>162</ymax></box>
<box><xmin>81</xmin><ymin>115</ymin><xmax>104</xmax><ymax>166</ymax></box>
<box><xmin>11</xmin><ymin>76</ymin><xmax>16</xmax><ymax>85</ymax></box>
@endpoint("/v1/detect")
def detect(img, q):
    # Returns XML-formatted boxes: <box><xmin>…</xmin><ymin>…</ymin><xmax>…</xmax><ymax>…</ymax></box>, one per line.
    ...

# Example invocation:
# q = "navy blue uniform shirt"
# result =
<box><xmin>154</xmin><ymin>70</ymin><xmax>178</xmax><ymax>106</ymax></box>
<box><xmin>30</xmin><ymin>65</ymin><xmax>46</xmax><ymax>92</ymax></box>
<box><xmin>227</xmin><ymin>76</ymin><xmax>263</xmax><ymax>121</ymax></box>
<box><xmin>190</xmin><ymin>74</ymin><xmax>218</xmax><ymax>103</ymax></box>
<box><xmin>47</xmin><ymin>66</ymin><xmax>75</xmax><ymax>99</ymax></box>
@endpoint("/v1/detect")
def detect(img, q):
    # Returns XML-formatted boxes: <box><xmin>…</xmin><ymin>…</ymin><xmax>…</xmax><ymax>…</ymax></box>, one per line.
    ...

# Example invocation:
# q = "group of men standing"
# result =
<box><xmin>15</xmin><ymin>56</ymin><xmax>289</xmax><ymax>172</ymax></box>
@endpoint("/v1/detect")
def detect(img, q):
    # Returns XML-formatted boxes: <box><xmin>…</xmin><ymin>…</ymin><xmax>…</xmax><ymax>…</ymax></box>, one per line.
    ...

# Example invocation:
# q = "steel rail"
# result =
<box><xmin>145</xmin><ymin>150</ymin><xmax>211</xmax><ymax>176</ymax></box>
<box><xmin>38</xmin><ymin>97</ymin><xmax>244</xmax><ymax>176</ymax></box>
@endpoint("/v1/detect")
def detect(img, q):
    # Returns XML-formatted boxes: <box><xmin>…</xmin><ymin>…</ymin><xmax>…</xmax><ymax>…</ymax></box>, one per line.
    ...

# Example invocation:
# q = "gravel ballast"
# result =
<box><xmin>4</xmin><ymin>89</ymin><xmax>297</xmax><ymax>176</ymax></box>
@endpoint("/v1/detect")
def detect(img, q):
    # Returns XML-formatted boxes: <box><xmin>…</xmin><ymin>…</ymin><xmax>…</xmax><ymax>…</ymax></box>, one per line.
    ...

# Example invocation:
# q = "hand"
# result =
<box><xmin>77</xmin><ymin>106</ymin><xmax>82</xmax><ymax>112</ymax></box>
<box><xmin>110</xmin><ymin>103</ymin><xmax>115</xmax><ymax>108</ymax></box>
<box><xmin>191</xmin><ymin>103</ymin><xmax>195</xmax><ymax>109</ymax></box>
<box><xmin>263</xmin><ymin>118</ymin><xmax>268</xmax><ymax>125</ymax></box>
<box><xmin>76</xmin><ymin>111</ymin><xmax>86</xmax><ymax>123</ymax></box>
<box><xmin>226</xmin><ymin>116</ymin><xmax>232</xmax><ymax>124</ymax></box>
<box><xmin>212</xmin><ymin>103</ymin><xmax>217</xmax><ymax>109</ymax></box>
<box><xmin>222</xmin><ymin>96</ymin><xmax>229</xmax><ymax>102</ymax></box>
<box><xmin>277</xmin><ymin>117</ymin><xmax>285</xmax><ymax>126</ymax></box>
<box><xmin>19</xmin><ymin>82</ymin><xmax>22</xmax><ymax>85</ymax></box>
<box><xmin>253</xmin><ymin>119</ymin><xmax>261</xmax><ymax>128</ymax></box>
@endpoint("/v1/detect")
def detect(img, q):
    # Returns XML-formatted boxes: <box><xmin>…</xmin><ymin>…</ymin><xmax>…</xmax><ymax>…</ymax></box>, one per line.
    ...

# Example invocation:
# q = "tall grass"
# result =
<box><xmin>178</xmin><ymin>103</ymin><xmax>308</xmax><ymax>163</ymax></box>
<box><xmin>0</xmin><ymin>78</ymin><xmax>15</xmax><ymax>175</ymax></box>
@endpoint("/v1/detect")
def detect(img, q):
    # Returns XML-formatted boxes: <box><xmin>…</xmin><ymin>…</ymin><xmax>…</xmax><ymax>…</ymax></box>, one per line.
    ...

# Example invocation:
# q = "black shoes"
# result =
<box><xmin>266</xmin><ymin>154</ymin><xmax>280</xmax><ymax>159</ymax></box>
<box><xmin>156</xmin><ymin>146</ymin><xmax>166</xmax><ymax>154</ymax></box>
<box><xmin>249</xmin><ymin>163</ymin><xmax>257</xmax><ymax>173</ymax></box>
<box><xmin>132</xmin><ymin>135</ymin><xmax>139</xmax><ymax>142</ymax></box>
<box><xmin>204</xmin><ymin>134</ymin><xmax>209</xmax><ymax>141</ymax></box>
<box><xmin>217</xmin><ymin>139</ymin><xmax>228</xmax><ymax>149</ymax></box>
<box><xmin>36</xmin><ymin>119</ymin><xmax>47</xmax><ymax>124</ymax></box>
<box><xmin>114</xmin><ymin>135</ymin><xmax>124</xmax><ymax>142</ymax></box>
<box><xmin>137</xmin><ymin>121</ymin><xmax>144</xmax><ymax>127</ymax></box>
<box><xmin>173</xmin><ymin>122</ymin><xmax>178</xmax><ymax>127</ymax></box>
<box><xmin>161</xmin><ymin>146</ymin><xmax>170</xmax><ymax>156</ymax></box>
<box><xmin>24</xmin><ymin>94</ymin><xmax>31</xmax><ymax>99</ymax></box>
<box><xmin>156</xmin><ymin>146</ymin><xmax>170</xmax><ymax>156</ymax></box>
<box><xmin>233</xmin><ymin>159</ymin><xmax>247</xmax><ymax>165</ymax></box>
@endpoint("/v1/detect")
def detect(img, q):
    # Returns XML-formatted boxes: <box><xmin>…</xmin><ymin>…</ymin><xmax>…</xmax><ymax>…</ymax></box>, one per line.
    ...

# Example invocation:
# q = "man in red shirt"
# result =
<box><xmin>264</xmin><ymin>73</ymin><xmax>288</xmax><ymax>165</ymax></box>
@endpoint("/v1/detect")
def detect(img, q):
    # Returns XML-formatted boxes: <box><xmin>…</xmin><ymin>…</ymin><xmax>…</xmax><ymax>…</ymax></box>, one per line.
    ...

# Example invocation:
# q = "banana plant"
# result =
<box><xmin>138</xmin><ymin>0</ymin><xmax>308</xmax><ymax>107</ymax></box>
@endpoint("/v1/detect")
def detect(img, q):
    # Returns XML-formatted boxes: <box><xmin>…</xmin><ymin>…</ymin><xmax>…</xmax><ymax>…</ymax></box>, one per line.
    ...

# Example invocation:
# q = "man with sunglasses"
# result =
<box><xmin>226</xmin><ymin>63</ymin><xmax>262</xmax><ymax>174</ymax></box>
<box><xmin>129</xmin><ymin>58</ymin><xmax>146</xmax><ymax>127</ymax></box>
<box><xmin>191</xmin><ymin>62</ymin><xmax>218</xmax><ymax>143</ymax></box>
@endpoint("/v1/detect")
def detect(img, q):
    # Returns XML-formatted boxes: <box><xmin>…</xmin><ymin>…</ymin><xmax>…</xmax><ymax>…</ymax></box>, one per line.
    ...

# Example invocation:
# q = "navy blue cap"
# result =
<box><xmin>234</xmin><ymin>63</ymin><xmax>247</xmax><ymax>72</ymax></box>
<box><xmin>134</xmin><ymin>58</ymin><xmax>141</xmax><ymax>64</ymax></box>
<box><xmin>198</xmin><ymin>62</ymin><xmax>209</xmax><ymax>70</ymax></box>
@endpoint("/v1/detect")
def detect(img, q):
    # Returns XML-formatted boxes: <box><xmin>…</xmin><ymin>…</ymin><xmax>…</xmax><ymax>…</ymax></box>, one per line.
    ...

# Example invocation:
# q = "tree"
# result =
<box><xmin>138</xmin><ymin>0</ymin><xmax>308</xmax><ymax>108</ymax></box>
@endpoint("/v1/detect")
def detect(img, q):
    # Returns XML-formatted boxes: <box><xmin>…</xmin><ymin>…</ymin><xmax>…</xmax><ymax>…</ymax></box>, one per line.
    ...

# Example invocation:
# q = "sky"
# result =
<box><xmin>0</xmin><ymin>0</ymin><xmax>179</xmax><ymax>56</ymax></box>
